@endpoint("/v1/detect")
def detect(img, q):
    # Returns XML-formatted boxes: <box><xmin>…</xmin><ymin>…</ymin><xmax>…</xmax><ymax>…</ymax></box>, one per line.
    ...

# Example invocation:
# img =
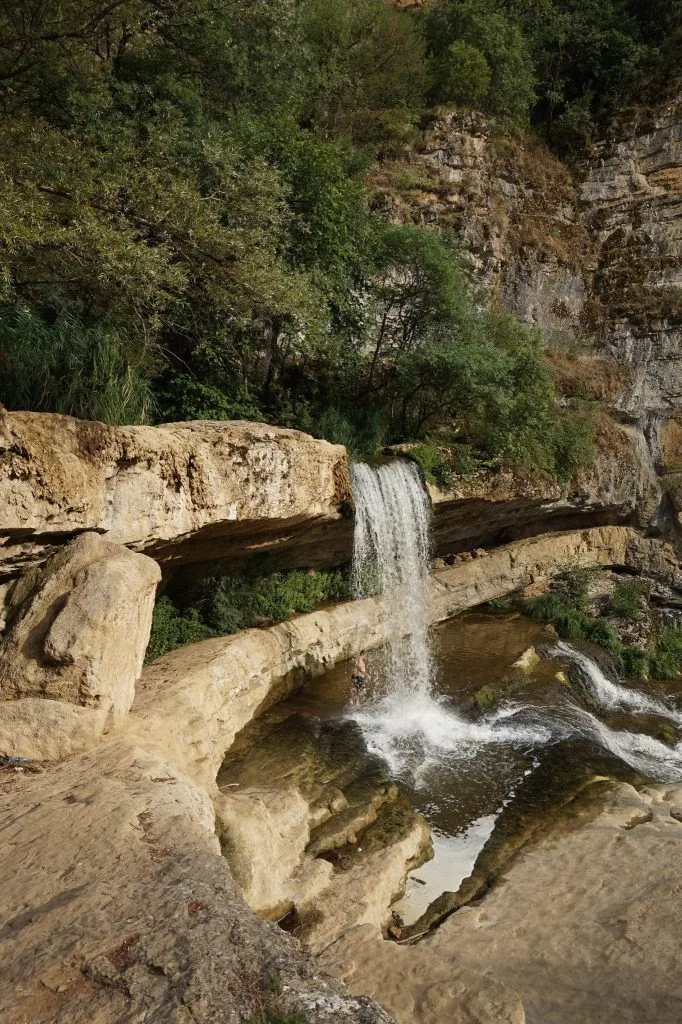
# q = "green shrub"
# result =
<box><xmin>146</xmin><ymin>597</ymin><xmax>214</xmax><ymax>663</ymax></box>
<box><xmin>524</xmin><ymin>566</ymin><xmax>603</xmax><ymax>643</ymax></box>
<box><xmin>0</xmin><ymin>306</ymin><xmax>153</xmax><ymax>425</ymax></box>
<box><xmin>583</xmin><ymin>617</ymin><xmax>621</xmax><ymax>656</ymax></box>
<box><xmin>436</xmin><ymin>41</ymin><xmax>491</xmax><ymax>108</ymax></box>
<box><xmin>412</xmin><ymin>442</ymin><xmax>453</xmax><ymax>490</ymax></box>
<box><xmin>609</xmin><ymin>578</ymin><xmax>646</xmax><ymax>621</ymax></box>
<box><xmin>200</xmin><ymin>569</ymin><xmax>353</xmax><ymax>634</ymax></box>
<box><xmin>648</xmin><ymin>627</ymin><xmax>682</xmax><ymax>681</ymax></box>
<box><xmin>145</xmin><ymin>568</ymin><xmax>354</xmax><ymax>660</ymax></box>
<box><xmin>312</xmin><ymin>407</ymin><xmax>386</xmax><ymax>459</ymax></box>
<box><xmin>621</xmin><ymin>645</ymin><xmax>649</xmax><ymax>679</ymax></box>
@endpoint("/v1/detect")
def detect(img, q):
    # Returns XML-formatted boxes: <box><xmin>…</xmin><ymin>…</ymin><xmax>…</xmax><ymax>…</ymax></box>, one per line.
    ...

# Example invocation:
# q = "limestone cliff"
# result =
<box><xmin>0</xmin><ymin>411</ymin><xmax>352</xmax><ymax>581</ymax></box>
<box><xmin>372</xmin><ymin>92</ymin><xmax>682</xmax><ymax>540</ymax></box>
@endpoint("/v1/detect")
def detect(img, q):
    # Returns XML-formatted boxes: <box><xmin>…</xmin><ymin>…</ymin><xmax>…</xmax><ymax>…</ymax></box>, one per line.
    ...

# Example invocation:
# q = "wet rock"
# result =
<box><xmin>512</xmin><ymin>647</ymin><xmax>540</xmax><ymax>673</ymax></box>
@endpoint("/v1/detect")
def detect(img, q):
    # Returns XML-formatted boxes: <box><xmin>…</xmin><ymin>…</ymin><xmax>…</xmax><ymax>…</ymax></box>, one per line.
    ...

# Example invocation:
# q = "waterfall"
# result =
<box><xmin>552</xmin><ymin>641</ymin><xmax>682</xmax><ymax>726</ymax></box>
<box><xmin>351</xmin><ymin>459</ymin><xmax>433</xmax><ymax>697</ymax></box>
<box><xmin>347</xmin><ymin>462</ymin><xmax>682</xmax><ymax>787</ymax></box>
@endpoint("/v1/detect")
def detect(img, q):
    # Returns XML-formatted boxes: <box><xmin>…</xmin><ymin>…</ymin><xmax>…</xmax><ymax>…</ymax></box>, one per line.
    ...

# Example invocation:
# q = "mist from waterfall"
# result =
<box><xmin>351</xmin><ymin>459</ymin><xmax>433</xmax><ymax>697</ymax></box>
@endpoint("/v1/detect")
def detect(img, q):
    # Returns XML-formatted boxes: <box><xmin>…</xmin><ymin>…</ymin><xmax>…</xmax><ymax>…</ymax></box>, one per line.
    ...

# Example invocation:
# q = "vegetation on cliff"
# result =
<box><xmin>147</xmin><ymin>568</ymin><xmax>353</xmax><ymax>661</ymax></box>
<box><xmin>1</xmin><ymin>1</ymin><xmax>677</xmax><ymax>472</ymax></box>
<box><xmin>525</xmin><ymin>567</ymin><xmax>682</xmax><ymax>681</ymax></box>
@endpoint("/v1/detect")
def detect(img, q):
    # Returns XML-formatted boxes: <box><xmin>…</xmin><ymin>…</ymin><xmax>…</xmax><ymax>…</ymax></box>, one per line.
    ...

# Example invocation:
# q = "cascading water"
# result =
<box><xmin>348</xmin><ymin>460</ymin><xmax>548</xmax><ymax>778</ymax></box>
<box><xmin>351</xmin><ymin>459</ymin><xmax>433</xmax><ymax>697</ymax></box>
<box><xmin>549</xmin><ymin>642</ymin><xmax>682</xmax><ymax>782</ymax></box>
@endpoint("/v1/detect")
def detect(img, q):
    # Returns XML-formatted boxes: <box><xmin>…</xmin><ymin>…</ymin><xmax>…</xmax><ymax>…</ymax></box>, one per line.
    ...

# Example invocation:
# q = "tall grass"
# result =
<box><xmin>0</xmin><ymin>306</ymin><xmax>153</xmax><ymax>424</ymax></box>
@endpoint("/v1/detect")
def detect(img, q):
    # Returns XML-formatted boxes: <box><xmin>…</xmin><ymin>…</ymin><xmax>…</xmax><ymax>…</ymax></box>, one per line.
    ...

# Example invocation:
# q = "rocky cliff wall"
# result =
<box><xmin>374</xmin><ymin>93</ymin><xmax>682</xmax><ymax>541</ymax></box>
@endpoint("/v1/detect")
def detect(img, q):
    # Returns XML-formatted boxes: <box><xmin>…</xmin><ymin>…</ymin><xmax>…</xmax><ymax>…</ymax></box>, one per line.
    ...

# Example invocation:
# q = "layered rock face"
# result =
<box><xmin>431</xmin><ymin>419</ymin><xmax>661</xmax><ymax>553</ymax></box>
<box><xmin>376</xmin><ymin>94</ymin><xmax>682</xmax><ymax>545</ymax></box>
<box><xmin>0</xmin><ymin>410</ymin><xmax>351</xmax><ymax>581</ymax></box>
<box><xmin>582</xmin><ymin>102</ymin><xmax>682</xmax><ymax>425</ymax></box>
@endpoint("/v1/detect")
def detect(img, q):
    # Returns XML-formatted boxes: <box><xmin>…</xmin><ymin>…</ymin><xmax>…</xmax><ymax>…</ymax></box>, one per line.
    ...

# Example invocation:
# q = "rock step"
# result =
<box><xmin>307</xmin><ymin>779</ymin><xmax>400</xmax><ymax>856</ymax></box>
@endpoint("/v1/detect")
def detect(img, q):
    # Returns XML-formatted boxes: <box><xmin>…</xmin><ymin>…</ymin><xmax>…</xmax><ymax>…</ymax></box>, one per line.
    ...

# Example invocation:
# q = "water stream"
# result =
<box><xmin>351</xmin><ymin>459</ymin><xmax>433</xmax><ymax>696</ymax></box>
<box><xmin>349</xmin><ymin>459</ymin><xmax>549</xmax><ymax>776</ymax></box>
<box><xmin>344</xmin><ymin>459</ymin><xmax>682</xmax><ymax>924</ymax></box>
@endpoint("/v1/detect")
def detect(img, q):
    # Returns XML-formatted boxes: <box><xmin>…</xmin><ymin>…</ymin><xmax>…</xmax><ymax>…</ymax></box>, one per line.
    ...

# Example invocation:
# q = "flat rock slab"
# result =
<box><xmin>322</xmin><ymin>781</ymin><xmax>682</xmax><ymax>1024</ymax></box>
<box><xmin>0</xmin><ymin>411</ymin><xmax>351</xmax><ymax>579</ymax></box>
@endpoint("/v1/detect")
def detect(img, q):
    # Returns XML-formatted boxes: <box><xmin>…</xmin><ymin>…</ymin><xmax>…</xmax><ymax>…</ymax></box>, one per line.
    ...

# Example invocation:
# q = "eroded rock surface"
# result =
<box><xmin>322</xmin><ymin>781</ymin><xmax>682</xmax><ymax>1024</ymax></box>
<box><xmin>0</xmin><ymin>411</ymin><xmax>351</xmax><ymax>580</ymax></box>
<box><xmin>216</xmin><ymin>713</ymin><xmax>431</xmax><ymax>954</ymax></box>
<box><xmin>431</xmin><ymin>418</ymin><xmax>661</xmax><ymax>553</ymax></box>
<box><xmin>0</xmin><ymin>739</ymin><xmax>393</xmax><ymax>1024</ymax></box>
<box><xmin>0</xmin><ymin>533</ymin><xmax>159</xmax><ymax>759</ymax></box>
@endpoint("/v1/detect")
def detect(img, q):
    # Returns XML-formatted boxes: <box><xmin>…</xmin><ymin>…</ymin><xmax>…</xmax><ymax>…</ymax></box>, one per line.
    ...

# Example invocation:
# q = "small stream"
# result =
<box><xmin>281</xmin><ymin>609</ymin><xmax>682</xmax><ymax>927</ymax></box>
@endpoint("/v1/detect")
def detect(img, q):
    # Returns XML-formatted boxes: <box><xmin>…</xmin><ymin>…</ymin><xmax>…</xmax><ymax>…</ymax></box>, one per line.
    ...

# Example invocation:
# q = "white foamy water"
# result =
<box><xmin>351</xmin><ymin>460</ymin><xmax>433</xmax><ymax>697</ymax></box>
<box><xmin>553</xmin><ymin>640</ymin><xmax>682</xmax><ymax>726</ymax></box>
<box><xmin>352</xmin><ymin>693</ymin><xmax>552</xmax><ymax>779</ymax></box>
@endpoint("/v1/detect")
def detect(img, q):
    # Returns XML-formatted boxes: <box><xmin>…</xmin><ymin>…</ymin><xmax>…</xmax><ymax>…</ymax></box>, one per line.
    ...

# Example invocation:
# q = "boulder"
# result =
<box><xmin>0</xmin><ymin>411</ymin><xmax>351</xmax><ymax>580</ymax></box>
<box><xmin>0</xmin><ymin>533</ymin><xmax>160</xmax><ymax>757</ymax></box>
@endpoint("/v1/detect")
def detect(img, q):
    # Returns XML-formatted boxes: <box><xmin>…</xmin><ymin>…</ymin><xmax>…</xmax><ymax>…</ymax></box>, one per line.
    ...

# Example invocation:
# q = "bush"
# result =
<box><xmin>609</xmin><ymin>578</ymin><xmax>647</xmax><ymax>621</ymax></box>
<box><xmin>145</xmin><ymin>568</ymin><xmax>354</xmax><ymax>660</ymax></box>
<box><xmin>436</xmin><ymin>41</ymin><xmax>491</xmax><ymax>108</ymax></box>
<box><xmin>412</xmin><ymin>442</ymin><xmax>453</xmax><ymax>490</ymax></box>
<box><xmin>648</xmin><ymin>627</ymin><xmax>682</xmax><ymax>681</ymax></box>
<box><xmin>146</xmin><ymin>597</ymin><xmax>214</xmax><ymax>663</ymax></box>
<box><xmin>312</xmin><ymin>406</ymin><xmax>386</xmax><ymax>459</ymax></box>
<box><xmin>524</xmin><ymin>566</ymin><xmax>603</xmax><ymax>642</ymax></box>
<box><xmin>621</xmin><ymin>645</ymin><xmax>649</xmax><ymax>679</ymax></box>
<box><xmin>200</xmin><ymin>569</ymin><xmax>353</xmax><ymax>634</ymax></box>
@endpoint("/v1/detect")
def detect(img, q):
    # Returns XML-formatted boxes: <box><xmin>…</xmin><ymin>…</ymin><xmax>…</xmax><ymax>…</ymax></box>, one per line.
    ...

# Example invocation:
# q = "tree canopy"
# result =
<box><xmin>2</xmin><ymin>0</ymin><xmax>676</xmax><ymax>476</ymax></box>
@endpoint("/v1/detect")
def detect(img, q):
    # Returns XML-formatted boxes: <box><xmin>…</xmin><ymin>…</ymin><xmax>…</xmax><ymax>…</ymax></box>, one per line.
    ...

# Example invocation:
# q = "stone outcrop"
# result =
<box><xmin>371</xmin><ymin>110</ymin><xmax>593</xmax><ymax>342</ymax></box>
<box><xmin>0</xmin><ymin>533</ymin><xmax>159</xmax><ymax>759</ymax></box>
<box><xmin>581</xmin><ymin>99</ymin><xmax>682</xmax><ymax>424</ymax></box>
<box><xmin>0</xmin><ymin>738</ymin><xmax>392</xmax><ymax>1024</ymax></box>
<box><xmin>215</xmin><ymin>712</ymin><xmax>431</xmax><ymax>954</ymax></box>
<box><xmin>136</xmin><ymin>526</ymin><xmax>660</xmax><ymax>786</ymax></box>
<box><xmin>0</xmin><ymin>410</ymin><xmax>351</xmax><ymax>581</ymax></box>
<box><xmin>321</xmin><ymin>780</ymin><xmax>682</xmax><ymax>1024</ymax></box>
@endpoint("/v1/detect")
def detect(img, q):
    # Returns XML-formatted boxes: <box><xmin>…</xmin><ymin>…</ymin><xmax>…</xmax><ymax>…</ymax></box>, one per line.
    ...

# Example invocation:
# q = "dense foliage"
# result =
<box><xmin>525</xmin><ymin>567</ymin><xmax>682</xmax><ymax>681</ymax></box>
<box><xmin>1</xmin><ymin>0</ymin><xmax>676</xmax><ymax>473</ymax></box>
<box><xmin>146</xmin><ymin>568</ymin><xmax>352</xmax><ymax>661</ymax></box>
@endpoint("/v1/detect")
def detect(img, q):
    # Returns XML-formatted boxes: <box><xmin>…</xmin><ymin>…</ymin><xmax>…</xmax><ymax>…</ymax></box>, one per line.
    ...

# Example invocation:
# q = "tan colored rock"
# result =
<box><xmin>301</xmin><ymin>813</ymin><xmax>432</xmax><ymax>956</ymax></box>
<box><xmin>215</xmin><ymin>785</ymin><xmax>334</xmax><ymax>918</ymax></box>
<box><xmin>0</xmin><ymin>698</ymin><xmax>109</xmax><ymax>761</ymax></box>
<box><xmin>326</xmin><ymin>781</ymin><xmax>682</xmax><ymax>1024</ymax></box>
<box><xmin>511</xmin><ymin>646</ymin><xmax>540</xmax><ymax>673</ymax></box>
<box><xmin>0</xmin><ymin>533</ymin><xmax>160</xmax><ymax>757</ymax></box>
<box><xmin>321</xmin><ymin>925</ymin><xmax>526</xmax><ymax>1024</ymax></box>
<box><xmin>136</xmin><ymin>526</ymin><xmax>651</xmax><ymax>785</ymax></box>
<box><xmin>0</xmin><ymin>410</ymin><xmax>351</xmax><ymax>580</ymax></box>
<box><xmin>431</xmin><ymin>418</ymin><xmax>661</xmax><ymax>553</ymax></box>
<box><xmin>0</xmin><ymin>737</ymin><xmax>390</xmax><ymax>1024</ymax></box>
